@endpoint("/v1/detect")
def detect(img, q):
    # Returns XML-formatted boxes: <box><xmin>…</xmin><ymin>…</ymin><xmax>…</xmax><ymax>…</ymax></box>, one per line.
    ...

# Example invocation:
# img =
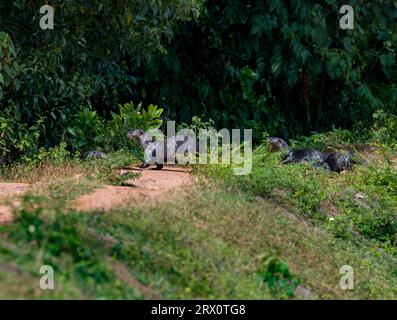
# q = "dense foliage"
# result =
<box><xmin>1</xmin><ymin>0</ymin><xmax>397</xmax><ymax>160</ymax></box>
<box><xmin>0</xmin><ymin>0</ymin><xmax>200</xmax><ymax>160</ymax></box>
<box><xmin>140</xmin><ymin>0</ymin><xmax>397</xmax><ymax>139</ymax></box>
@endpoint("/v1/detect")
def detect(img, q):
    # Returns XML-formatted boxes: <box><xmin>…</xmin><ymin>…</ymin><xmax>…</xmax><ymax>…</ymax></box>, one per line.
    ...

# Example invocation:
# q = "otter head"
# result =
<box><xmin>336</xmin><ymin>151</ymin><xmax>352</xmax><ymax>171</ymax></box>
<box><xmin>127</xmin><ymin>129</ymin><xmax>146</xmax><ymax>146</ymax></box>
<box><xmin>267</xmin><ymin>137</ymin><xmax>290</xmax><ymax>152</ymax></box>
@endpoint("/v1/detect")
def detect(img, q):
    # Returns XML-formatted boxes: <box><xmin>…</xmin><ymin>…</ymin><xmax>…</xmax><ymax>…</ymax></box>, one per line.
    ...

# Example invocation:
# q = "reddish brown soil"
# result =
<box><xmin>0</xmin><ymin>183</ymin><xmax>30</xmax><ymax>224</ymax></box>
<box><xmin>73</xmin><ymin>166</ymin><xmax>195</xmax><ymax>212</ymax></box>
<box><xmin>0</xmin><ymin>166</ymin><xmax>194</xmax><ymax>221</ymax></box>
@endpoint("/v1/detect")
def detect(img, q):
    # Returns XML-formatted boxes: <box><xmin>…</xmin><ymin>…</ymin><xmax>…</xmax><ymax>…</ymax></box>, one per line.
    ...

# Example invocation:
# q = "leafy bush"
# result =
<box><xmin>106</xmin><ymin>102</ymin><xmax>163</xmax><ymax>151</ymax></box>
<box><xmin>2</xmin><ymin>1</ymin><xmax>397</xmax><ymax>159</ymax></box>
<box><xmin>67</xmin><ymin>108</ymin><xmax>106</xmax><ymax>152</ymax></box>
<box><xmin>0</xmin><ymin>31</ymin><xmax>20</xmax><ymax>100</ymax></box>
<box><xmin>0</xmin><ymin>1</ymin><xmax>201</xmax><ymax>156</ymax></box>
<box><xmin>178</xmin><ymin>115</ymin><xmax>215</xmax><ymax>136</ymax></box>
<box><xmin>0</xmin><ymin>113</ymin><xmax>45</xmax><ymax>163</ymax></box>
<box><xmin>67</xmin><ymin>102</ymin><xmax>163</xmax><ymax>153</ymax></box>
<box><xmin>30</xmin><ymin>142</ymin><xmax>73</xmax><ymax>165</ymax></box>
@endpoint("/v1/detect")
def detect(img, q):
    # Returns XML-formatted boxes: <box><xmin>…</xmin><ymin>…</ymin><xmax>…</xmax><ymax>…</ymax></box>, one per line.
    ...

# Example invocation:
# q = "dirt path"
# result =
<box><xmin>0</xmin><ymin>183</ymin><xmax>30</xmax><ymax>224</ymax></box>
<box><xmin>73</xmin><ymin>166</ymin><xmax>195</xmax><ymax>212</ymax></box>
<box><xmin>0</xmin><ymin>166</ymin><xmax>195</xmax><ymax>223</ymax></box>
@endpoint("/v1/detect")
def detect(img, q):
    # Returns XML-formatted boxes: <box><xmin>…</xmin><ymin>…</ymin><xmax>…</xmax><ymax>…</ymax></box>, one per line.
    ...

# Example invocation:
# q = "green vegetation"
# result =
<box><xmin>0</xmin><ymin>114</ymin><xmax>397</xmax><ymax>299</ymax></box>
<box><xmin>204</xmin><ymin>117</ymin><xmax>397</xmax><ymax>254</ymax></box>
<box><xmin>0</xmin><ymin>0</ymin><xmax>396</xmax><ymax>300</ymax></box>
<box><xmin>0</xmin><ymin>0</ymin><xmax>201</xmax><ymax>160</ymax></box>
<box><xmin>0</xmin><ymin>175</ymin><xmax>396</xmax><ymax>299</ymax></box>
<box><xmin>259</xmin><ymin>256</ymin><xmax>301</xmax><ymax>299</ymax></box>
<box><xmin>139</xmin><ymin>1</ymin><xmax>397</xmax><ymax>139</ymax></box>
<box><xmin>2</xmin><ymin>1</ymin><xmax>397</xmax><ymax>160</ymax></box>
<box><xmin>67</xmin><ymin>102</ymin><xmax>163</xmax><ymax>153</ymax></box>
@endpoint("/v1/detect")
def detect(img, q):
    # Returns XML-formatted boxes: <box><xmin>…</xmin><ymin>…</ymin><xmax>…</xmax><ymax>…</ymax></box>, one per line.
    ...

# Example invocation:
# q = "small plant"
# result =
<box><xmin>26</xmin><ymin>142</ymin><xmax>75</xmax><ymax>165</ymax></box>
<box><xmin>178</xmin><ymin>115</ymin><xmax>215</xmax><ymax>137</ymax></box>
<box><xmin>109</xmin><ymin>101</ymin><xmax>163</xmax><ymax>132</ymax></box>
<box><xmin>106</xmin><ymin>102</ymin><xmax>163</xmax><ymax>151</ymax></box>
<box><xmin>258</xmin><ymin>255</ymin><xmax>301</xmax><ymax>299</ymax></box>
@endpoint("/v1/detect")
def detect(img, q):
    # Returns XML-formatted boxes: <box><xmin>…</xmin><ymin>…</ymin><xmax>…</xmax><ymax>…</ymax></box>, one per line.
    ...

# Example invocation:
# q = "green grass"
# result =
<box><xmin>203</xmin><ymin>140</ymin><xmax>397</xmax><ymax>254</ymax></box>
<box><xmin>0</xmin><ymin>182</ymin><xmax>396</xmax><ymax>299</ymax></box>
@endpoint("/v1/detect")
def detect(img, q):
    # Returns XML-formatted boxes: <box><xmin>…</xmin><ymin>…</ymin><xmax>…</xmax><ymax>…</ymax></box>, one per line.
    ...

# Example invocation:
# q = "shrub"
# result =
<box><xmin>178</xmin><ymin>115</ymin><xmax>215</xmax><ymax>136</ymax></box>
<box><xmin>105</xmin><ymin>101</ymin><xmax>163</xmax><ymax>151</ymax></box>
<box><xmin>67</xmin><ymin>102</ymin><xmax>163</xmax><ymax>153</ymax></box>
<box><xmin>67</xmin><ymin>108</ymin><xmax>106</xmax><ymax>152</ymax></box>
<box><xmin>0</xmin><ymin>1</ymin><xmax>201</xmax><ymax>149</ymax></box>
<box><xmin>138</xmin><ymin>1</ymin><xmax>397</xmax><ymax>138</ymax></box>
<box><xmin>258</xmin><ymin>255</ymin><xmax>301</xmax><ymax>299</ymax></box>
<box><xmin>0</xmin><ymin>112</ymin><xmax>45</xmax><ymax>163</ymax></box>
<box><xmin>27</xmin><ymin>142</ymin><xmax>75</xmax><ymax>166</ymax></box>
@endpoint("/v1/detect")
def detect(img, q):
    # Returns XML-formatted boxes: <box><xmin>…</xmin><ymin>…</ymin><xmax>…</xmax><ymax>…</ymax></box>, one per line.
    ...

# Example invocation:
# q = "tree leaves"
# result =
<box><xmin>0</xmin><ymin>0</ymin><xmax>201</xmax><ymax>156</ymax></box>
<box><xmin>291</xmin><ymin>38</ymin><xmax>312</xmax><ymax>63</ymax></box>
<box><xmin>271</xmin><ymin>46</ymin><xmax>283</xmax><ymax>77</ymax></box>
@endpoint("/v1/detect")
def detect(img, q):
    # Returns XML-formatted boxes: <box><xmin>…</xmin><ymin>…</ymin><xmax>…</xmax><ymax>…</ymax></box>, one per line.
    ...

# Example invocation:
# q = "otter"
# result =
<box><xmin>127</xmin><ymin>129</ymin><xmax>198</xmax><ymax>170</ymax></box>
<box><xmin>324</xmin><ymin>151</ymin><xmax>352</xmax><ymax>172</ymax></box>
<box><xmin>281</xmin><ymin>148</ymin><xmax>330</xmax><ymax>169</ymax></box>
<box><xmin>83</xmin><ymin>150</ymin><xmax>108</xmax><ymax>160</ymax></box>
<box><xmin>267</xmin><ymin>137</ymin><xmax>352</xmax><ymax>172</ymax></box>
<box><xmin>267</xmin><ymin>137</ymin><xmax>290</xmax><ymax>152</ymax></box>
<box><xmin>127</xmin><ymin>129</ymin><xmax>164</xmax><ymax>169</ymax></box>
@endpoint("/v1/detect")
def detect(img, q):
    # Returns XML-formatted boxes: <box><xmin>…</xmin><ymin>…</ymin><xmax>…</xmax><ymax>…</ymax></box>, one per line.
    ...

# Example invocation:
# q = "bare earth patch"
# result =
<box><xmin>0</xmin><ymin>183</ymin><xmax>30</xmax><ymax>197</ymax></box>
<box><xmin>73</xmin><ymin>166</ymin><xmax>195</xmax><ymax>212</ymax></box>
<box><xmin>0</xmin><ymin>183</ymin><xmax>30</xmax><ymax>224</ymax></box>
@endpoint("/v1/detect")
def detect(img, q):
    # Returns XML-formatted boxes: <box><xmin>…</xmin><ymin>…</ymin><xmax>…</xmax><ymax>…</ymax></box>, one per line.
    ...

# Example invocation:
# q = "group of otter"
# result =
<box><xmin>84</xmin><ymin>129</ymin><xmax>353</xmax><ymax>173</ymax></box>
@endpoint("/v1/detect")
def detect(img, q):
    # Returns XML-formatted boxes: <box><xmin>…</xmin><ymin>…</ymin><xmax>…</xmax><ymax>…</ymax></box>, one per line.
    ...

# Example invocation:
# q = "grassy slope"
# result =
<box><xmin>0</xmin><ymin>144</ymin><xmax>396</xmax><ymax>299</ymax></box>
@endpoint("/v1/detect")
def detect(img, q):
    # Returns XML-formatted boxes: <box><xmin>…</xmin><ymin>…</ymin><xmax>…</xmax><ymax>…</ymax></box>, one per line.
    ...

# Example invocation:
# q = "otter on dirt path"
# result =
<box><xmin>127</xmin><ymin>129</ymin><xmax>198</xmax><ymax>170</ymax></box>
<box><xmin>267</xmin><ymin>137</ymin><xmax>352</xmax><ymax>172</ymax></box>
